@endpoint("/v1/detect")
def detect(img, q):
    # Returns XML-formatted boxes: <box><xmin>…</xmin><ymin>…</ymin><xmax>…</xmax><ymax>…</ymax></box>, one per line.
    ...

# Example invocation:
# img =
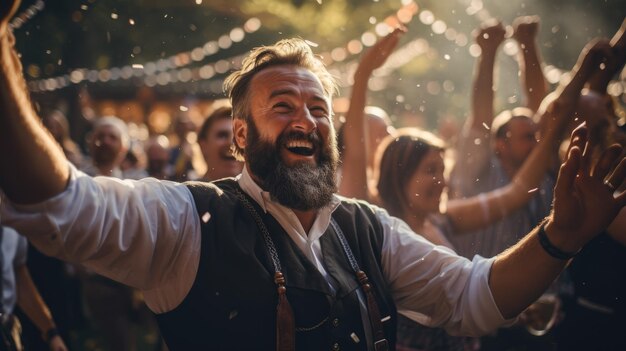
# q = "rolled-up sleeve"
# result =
<box><xmin>0</xmin><ymin>163</ymin><xmax>201</xmax><ymax>311</ymax></box>
<box><xmin>376</xmin><ymin>207</ymin><xmax>514</xmax><ymax>336</ymax></box>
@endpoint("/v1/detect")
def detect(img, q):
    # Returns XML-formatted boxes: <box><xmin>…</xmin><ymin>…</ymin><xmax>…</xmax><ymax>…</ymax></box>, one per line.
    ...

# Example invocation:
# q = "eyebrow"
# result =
<box><xmin>269</xmin><ymin>88</ymin><xmax>327</xmax><ymax>104</ymax></box>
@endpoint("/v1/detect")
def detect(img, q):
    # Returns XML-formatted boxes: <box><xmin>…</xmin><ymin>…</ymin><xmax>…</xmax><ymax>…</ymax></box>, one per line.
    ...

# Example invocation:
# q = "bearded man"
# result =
<box><xmin>1</xmin><ymin>2</ymin><xmax>625</xmax><ymax>349</ymax></box>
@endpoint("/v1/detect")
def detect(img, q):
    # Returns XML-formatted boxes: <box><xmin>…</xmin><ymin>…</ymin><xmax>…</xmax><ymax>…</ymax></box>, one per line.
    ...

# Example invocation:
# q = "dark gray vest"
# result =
<box><xmin>155</xmin><ymin>179</ymin><xmax>397</xmax><ymax>350</ymax></box>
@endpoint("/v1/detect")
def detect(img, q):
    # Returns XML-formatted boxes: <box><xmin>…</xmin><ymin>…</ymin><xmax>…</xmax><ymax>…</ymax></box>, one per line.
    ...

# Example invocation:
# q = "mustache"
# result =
<box><xmin>277</xmin><ymin>129</ymin><xmax>322</xmax><ymax>147</ymax></box>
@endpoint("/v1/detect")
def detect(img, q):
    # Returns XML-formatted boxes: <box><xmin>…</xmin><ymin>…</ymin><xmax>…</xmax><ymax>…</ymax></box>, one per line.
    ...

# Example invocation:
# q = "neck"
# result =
<box><xmin>203</xmin><ymin>161</ymin><xmax>239</xmax><ymax>182</ymax></box>
<box><xmin>293</xmin><ymin>208</ymin><xmax>318</xmax><ymax>233</ymax></box>
<box><xmin>403</xmin><ymin>211</ymin><xmax>427</xmax><ymax>233</ymax></box>
<box><xmin>94</xmin><ymin>161</ymin><xmax>117</xmax><ymax>176</ymax></box>
<box><xmin>499</xmin><ymin>158</ymin><xmax>520</xmax><ymax>180</ymax></box>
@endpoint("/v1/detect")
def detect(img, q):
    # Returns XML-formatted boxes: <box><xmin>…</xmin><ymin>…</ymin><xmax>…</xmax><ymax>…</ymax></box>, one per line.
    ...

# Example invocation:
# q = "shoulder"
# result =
<box><xmin>184</xmin><ymin>178</ymin><xmax>241</xmax><ymax>214</ymax></box>
<box><xmin>335</xmin><ymin>195</ymin><xmax>385</xmax><ymax>218</ymax></box>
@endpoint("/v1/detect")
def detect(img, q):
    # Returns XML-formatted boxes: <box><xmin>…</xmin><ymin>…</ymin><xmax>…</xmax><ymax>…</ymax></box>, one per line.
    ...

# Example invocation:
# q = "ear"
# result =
<box><xmin>233</xmin><ymin>118</ymin><xmax>248</xmax><ymax>151</ymax></box>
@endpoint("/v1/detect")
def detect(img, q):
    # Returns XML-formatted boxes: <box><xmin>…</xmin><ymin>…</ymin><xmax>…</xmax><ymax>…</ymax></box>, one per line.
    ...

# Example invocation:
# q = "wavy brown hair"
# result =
<box><xmin>374</xmin><ymin>128</ymin><xmax>445</xmax><ymax>218</ymax></box>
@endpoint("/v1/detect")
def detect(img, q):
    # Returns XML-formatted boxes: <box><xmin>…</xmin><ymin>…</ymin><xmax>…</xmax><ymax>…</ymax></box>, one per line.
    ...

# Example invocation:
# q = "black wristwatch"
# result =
<box><xmin>43</xmin><ymin>327</ymin><xmax>60</xmax><ymax>343</ymax></box>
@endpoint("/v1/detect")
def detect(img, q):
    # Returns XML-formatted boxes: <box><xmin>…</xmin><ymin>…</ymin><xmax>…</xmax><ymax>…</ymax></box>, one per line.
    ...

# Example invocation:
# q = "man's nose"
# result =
<box><xmin>291</xmin><ymin>107</ymin><xmax>317</xmax><ymax>133</ymax></box>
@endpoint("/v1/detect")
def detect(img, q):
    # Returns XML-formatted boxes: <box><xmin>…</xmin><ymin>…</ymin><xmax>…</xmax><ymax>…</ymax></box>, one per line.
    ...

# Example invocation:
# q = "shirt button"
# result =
<box><xmin>332</xmin><ymin>318</ymin><xmax>340</xmax><ymax>327</ymax></box>
<box><xmin>332</xmin><ymin>342</ymin><xmax>340</xmax><ymax>351</ymax></box>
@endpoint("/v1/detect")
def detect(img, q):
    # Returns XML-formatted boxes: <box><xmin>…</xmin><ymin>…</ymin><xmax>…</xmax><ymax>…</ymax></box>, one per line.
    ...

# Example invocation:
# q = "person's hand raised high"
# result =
<box><xmin>474</xmin><ymin>19</ymin><xmax>506</xmax><ymax>53</ymax></box>
<box><xmin>357</xmin><ymin>26</ymin><xmax>406</xmax><ymax>74</ymax></box>
<box><xmin>547</xmin><ymin>124</ymin><xmax>626</xmax><ymax>252</ymax></box>
<box><xmin>513</xmin><ymin>15</ymin><xmax>540</xmax><ymax>45</ymax></box>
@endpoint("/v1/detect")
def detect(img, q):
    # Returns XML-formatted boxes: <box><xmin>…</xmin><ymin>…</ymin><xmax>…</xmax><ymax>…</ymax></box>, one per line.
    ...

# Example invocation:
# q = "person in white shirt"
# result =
<box><xmin>0</xmin><ymin>2</ymin><xmax>625</xmax><ymax>350</ymax></box>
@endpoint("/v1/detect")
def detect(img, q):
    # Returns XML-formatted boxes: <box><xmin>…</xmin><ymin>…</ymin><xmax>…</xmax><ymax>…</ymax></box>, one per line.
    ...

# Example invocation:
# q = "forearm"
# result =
<box><xmin>0</xmin><ymin>31</ymin><xmax>69</xmax><ymax>204</ymax></box>
<box><xmin>338</xmin><ymin>69</ymin><xmax>370</xmax><ymax>200</ymax></box>
<box><xmin>518</xmin><ymin>41</ymin><xmax>547</xmax><ymax>112</ymax></box>
<box><xmin>448</xmin><ymin>131</ymin><xmax>557</xmax><ymax>233</ymax></box>
<box><xmin>15</xmin><ymin>266</ymin><xmax>57</xmax><ymax>335</ymax></box>
<box><xmin>489</xmin><ymin>217</ymin><xmax>570</xmax><ymax>318</ymax></box>
<box><xmin>470</xmin><ymin>51</ymin><xmax>497</xmax><ymax>131</ymax></box>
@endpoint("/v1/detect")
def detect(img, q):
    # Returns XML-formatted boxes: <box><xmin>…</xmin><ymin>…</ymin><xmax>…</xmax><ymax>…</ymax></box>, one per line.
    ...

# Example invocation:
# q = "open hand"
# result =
<box><xmin>357</xmin><ymin>26</ymin><xmax>406</xmax><ymax>74</ymax></box>
<box><xmin>474</xmin><ymin>19</ymin><xmax>506</xmax><ymax>52</ymax></box>
<box><xmin>574</xmin><ymin>38</ymin><xmax>613</xmax><ymax>77</ymax></box>
<box><xmin>548</xmin><ymin>124</ymin><xmax>626</xmax><ymax>250</ymax></box>
<box><xmin>513</xmin><ymin>15</ymin><xmax>540</xmax><ymax>44</ymax></box>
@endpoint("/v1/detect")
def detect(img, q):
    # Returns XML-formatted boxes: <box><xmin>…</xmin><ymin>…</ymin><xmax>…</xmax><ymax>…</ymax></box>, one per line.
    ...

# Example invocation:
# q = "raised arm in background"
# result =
<box><xmin>449</xmin><ymin>20</ymin><xmax>506</xmax><ymax>197</ymax></box>
<box><xmin>513</xmin><ymin>15</ymin><xmax>548</xmax><ymax>112</ymax></box>
<box><xmin>15</xmin><ymin>265</ymin><xmax>68</xmax><ymax>351</ymax></box>
<box><xmin>489</xmin><ymin>119</ymin><xmax>625</xmax><ymax>318</ymax></box>
<box><xmin>468</xmin><ymin>20</ymin><xmax>506</xmax><ymax>135</ymax></box>
<box><xmin>445</xmin><ymin>38</ymin><xmax>612</xmax><ymax>233</ymax></box>
<box><xmin>586</xmin><ymin>17</ymin><xmax>626</xmax><ymax>93</ymax></box>
<box><xmin>0</xmin><ymin>1</ymin><xmax>69</xmax><ymax>204</ymax></box>
<box><xmin>338</xmin><ymin>27</ymin><xmax>404</xmax><ymax>201</ymax></box>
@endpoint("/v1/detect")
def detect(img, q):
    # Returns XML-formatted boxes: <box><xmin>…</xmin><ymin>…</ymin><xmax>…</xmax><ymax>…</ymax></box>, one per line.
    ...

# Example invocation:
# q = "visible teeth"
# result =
<box><xmin>286</xmin><ymin>140</ymin><xmax>313</xmax><ymax>149</ymax></box>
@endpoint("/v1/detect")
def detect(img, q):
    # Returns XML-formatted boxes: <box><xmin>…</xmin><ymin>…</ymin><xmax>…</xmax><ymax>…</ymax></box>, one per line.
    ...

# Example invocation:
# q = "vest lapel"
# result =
<box><xmin>320</xmin><ymin>220</ymin><xmax>360</xmax><ymax>299</ymax></box>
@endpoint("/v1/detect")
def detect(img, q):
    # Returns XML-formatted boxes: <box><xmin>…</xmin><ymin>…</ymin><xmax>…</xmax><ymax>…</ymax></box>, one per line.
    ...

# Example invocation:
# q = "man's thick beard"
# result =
<box><xmin>245</xmin><ymin>120</ymin><xmax>338</xmax><ymax>211</ymax></box>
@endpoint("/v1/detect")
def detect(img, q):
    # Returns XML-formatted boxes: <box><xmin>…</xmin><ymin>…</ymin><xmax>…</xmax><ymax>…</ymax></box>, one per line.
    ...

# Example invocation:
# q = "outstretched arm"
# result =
<box><xmin>15</xmin><ymin>265</ymin><xmax>68</xmax><ymax>351</ymax></box>
<box><xmin>513</xmin><ymin>16</ymin><xmax>547</xmax><ymax>112</ymax></box>
<box><xmin>587</xmin><ymin>17</ymin><xmax>626</xmax><ymax>93</ymax></box>
<box><xmin>0</xmin><ymin>1</ymin><xmax>69</xmax><ymax>204</ymax></box>
<box><xmin>338</xmin><ymin>27</ymin><xmax>404</xmax><ymax>200</ymax></box>
<box><xmin>489</xmin><ymin>127</ymin><xmax>626</xmax><ymax>318</ymax></box>
<box><xmin>446</xmin><ymin>38</ymin><xmax>610</xmax><ymax>233</ymax></box>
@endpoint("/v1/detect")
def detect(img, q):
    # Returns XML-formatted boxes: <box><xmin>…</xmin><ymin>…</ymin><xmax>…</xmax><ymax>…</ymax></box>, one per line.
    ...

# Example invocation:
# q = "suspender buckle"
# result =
<box><xmin>374</xmin><ymin>338</ymin><xmax>389</xmax><ymax>351</ymax></box>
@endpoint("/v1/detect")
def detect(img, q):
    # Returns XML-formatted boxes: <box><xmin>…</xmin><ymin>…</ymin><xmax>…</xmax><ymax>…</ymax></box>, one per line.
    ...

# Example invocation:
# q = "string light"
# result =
<box><xmin>23</xmin><ymin>1</ymin><xmax>625</xmax><ymax>97</ymax></box>
<box><xmin>9</xmin><ymin>0</ymin><xmax>45</xmax><ymax>30</ymax></box>
<box><xmin>28</xmin><ymin>17</ymin><xmax>262</xmax><ymax>92</ymax></box>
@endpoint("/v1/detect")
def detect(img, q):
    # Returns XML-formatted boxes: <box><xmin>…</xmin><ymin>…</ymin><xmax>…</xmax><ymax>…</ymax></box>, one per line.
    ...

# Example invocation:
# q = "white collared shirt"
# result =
<box><xmin>0</xmin><ymin>163</ymin><xmax>510</xmax><ymax>336</ymax></box>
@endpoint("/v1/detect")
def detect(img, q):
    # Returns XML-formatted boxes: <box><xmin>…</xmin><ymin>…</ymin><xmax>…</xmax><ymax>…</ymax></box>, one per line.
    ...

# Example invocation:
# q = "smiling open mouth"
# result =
<box><xmin>285</xmin><ymin>140</ymin><xmax>315</xmax><ymax>156</ymax></box>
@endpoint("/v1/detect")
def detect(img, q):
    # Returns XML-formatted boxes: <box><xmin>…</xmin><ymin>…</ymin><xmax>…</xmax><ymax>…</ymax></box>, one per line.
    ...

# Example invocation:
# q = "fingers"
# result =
<box><xmin>566</xmin><ymin>123</ymin><xmax>588</xmax><ymax>155</ymax></box>
<box><xmin>555</xmin><ymin>144</ymin><xmax>582</xmax><ymax>200</ymax></box>
<box><xmin>577</xmin><ymin>38</ymin><xmax>613</xmax><ymax>76</ymax></box>
<box><xmin>607</xmin><ymin>156</ymin><xmax>626</xmax><ymax>204</ymax></box>
<box><xmin>592</xmin><ymin>144</ymin><xmax>624</xmax><ymax>180</ymax></box>
<box><xmin>611</xmin><ymin>161</ymin><xmax>626</xmax><ymax>207</ymax></box>
<box><xmin>513</xmin><ymin>15</ymin><xmax>540</xmax><ymax>42</ymax></box>
<box><xmin>610</xmin><ymin>17</ymin><xmax>626</xmax><ymax>47</ymax></box>
<box><xmin>380</xmin><ymin>27</ymin><xmax>404</xmax><ymax>52</ymax></box>
<box><xmin>476</xmin><ymin>19</ymin><xmax>506</xmax><ymax>48</ymax></box>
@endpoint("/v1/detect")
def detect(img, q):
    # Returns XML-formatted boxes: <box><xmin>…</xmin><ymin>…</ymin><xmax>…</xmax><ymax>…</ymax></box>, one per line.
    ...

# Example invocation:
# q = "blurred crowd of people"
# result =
<box><xmin>1</xmin><ymin>11</ymin><xmax>625</xmax><ymax>351</ymax></box>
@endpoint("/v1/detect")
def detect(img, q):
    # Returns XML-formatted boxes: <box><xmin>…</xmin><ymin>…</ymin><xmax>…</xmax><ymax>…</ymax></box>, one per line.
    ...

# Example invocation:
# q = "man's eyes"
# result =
<box><xmin>273</xmin><ymin>102</ymin><xmax>292</xmax><ymax>111</ymax></box>
<box><xmin>310</xmin><ymin>106</ymin><xmax>329</xmax><ymax>117</ymax></box>
<box><xmin>271</xmin><ymin>102</ymin><xmax>328</xmax><ymax>117</ymax></box>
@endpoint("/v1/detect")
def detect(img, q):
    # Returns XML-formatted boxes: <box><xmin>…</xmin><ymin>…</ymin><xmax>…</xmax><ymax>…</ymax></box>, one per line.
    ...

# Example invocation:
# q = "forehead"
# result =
<box><xmin>508</xmin><ymin>118</ymin><xmax>536</xmax><ymax>132</ymax></box>
<box><xmin>208</xmin><ymin>118</ymin><xmax>232</xmax><ymax>132</ymax></box>
<box><xmin>419</xmin><ymin>149</ymin><xmax>444</xmax><ymax>164</ymax></box>
<box><xmin>249</xmin><ymin>65</ymin><xmax>329</xmax><ymax>104</ymax></box>
<box><xmin>94</xmin><ymin>124</ymin><xmax>122</xmax><ymax>137</ymax></box>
